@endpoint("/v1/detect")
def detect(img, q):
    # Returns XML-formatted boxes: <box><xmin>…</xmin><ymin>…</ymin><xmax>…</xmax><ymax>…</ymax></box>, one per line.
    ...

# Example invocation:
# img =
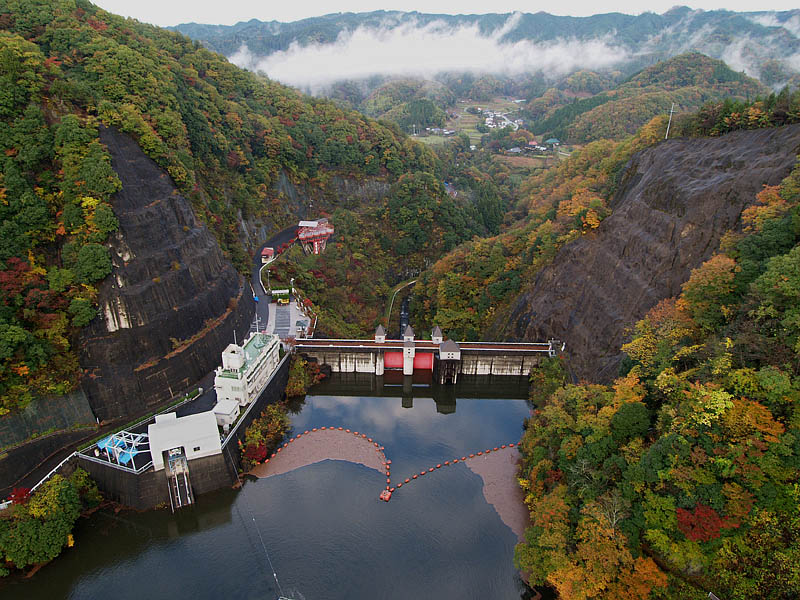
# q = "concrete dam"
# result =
<box><xmin>294</xmin><ymin>325</ymin><xmax>563</xmax><ymax>384</ymax></box>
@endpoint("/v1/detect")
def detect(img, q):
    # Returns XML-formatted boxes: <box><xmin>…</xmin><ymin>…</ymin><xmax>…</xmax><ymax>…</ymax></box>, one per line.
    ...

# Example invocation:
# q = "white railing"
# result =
<box><xmin>76</xmin><ymin>452</ymin><xmax>153</xmax><ymax>475</ymax></box>
<box><xmin>31</xmin><ymin>452</ymin><xmax>78</xmax><ymax>493</ymax></box>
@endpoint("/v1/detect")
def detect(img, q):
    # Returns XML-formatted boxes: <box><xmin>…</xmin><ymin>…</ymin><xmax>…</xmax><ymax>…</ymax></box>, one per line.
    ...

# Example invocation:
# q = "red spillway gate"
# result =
<box><xmin>384</xmin><ymin>352</ymin><xmax>403</xmax><ymax>369</ymax></box>
<box><xmin>413</xmin><ymin>353</ymin><xmax>433</xmax><ymax>371</ymax></box>
<box><xmin>382</xmin><ymin>352</ymin><xmax>433</xmax><ymax>371</ymax></box>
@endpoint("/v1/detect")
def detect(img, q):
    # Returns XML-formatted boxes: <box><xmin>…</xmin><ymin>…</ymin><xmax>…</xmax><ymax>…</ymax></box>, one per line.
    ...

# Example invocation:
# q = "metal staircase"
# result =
<box><xmin>165</xmin><ymin>449</ymin><xmax>194</xmax><ymax>512</ymax></box>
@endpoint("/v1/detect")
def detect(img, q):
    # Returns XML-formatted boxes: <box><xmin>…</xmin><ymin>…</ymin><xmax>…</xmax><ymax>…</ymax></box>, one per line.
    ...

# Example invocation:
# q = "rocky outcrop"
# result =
<box><xmin>80</xmin><ymin>127</ymin><xmax>254</xmax><ymax>421</ymax></box>
<box><xmin>501</xmin><ymin>124</ymin><xmax>800</xmax><ymax>382</ymax></box>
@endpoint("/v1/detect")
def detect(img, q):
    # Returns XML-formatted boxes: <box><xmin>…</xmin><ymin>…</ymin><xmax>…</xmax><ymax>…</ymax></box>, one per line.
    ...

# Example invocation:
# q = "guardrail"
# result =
<box><xmin>76</xmin><ymin>452</ymin><xmax>153</xmax><ymax>475</ymax></box>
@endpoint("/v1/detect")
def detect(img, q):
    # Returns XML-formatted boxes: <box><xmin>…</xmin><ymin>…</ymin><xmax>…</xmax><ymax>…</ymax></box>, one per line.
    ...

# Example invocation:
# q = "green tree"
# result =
<box><xmin>610</xmin><ymin>401</ymin><xmax>650</xmax><ymax>444</ymax></box>
<box><xmin>90</xmin><ymin>203</ymin><xmax>119</xmax><ymax>239</ymax></box>
<box><xmin>681</xmin><ymin>255</ymin><xmax>738</xmax><ymax>332</ymax></box>
<box><xmin>751</xmin><ymin>245</ymin><xmax>800</xmax><ymax>354</ymax></box>
<box><xmin>74</xmin><ymin>243</ymin><xmax>112</xmax><ymax>283</ymax></box>
<box><xmin>715</xmin><ymin>504</ymin><xmax>800</xmax><ymax>599</ymax></box>
<box><xmin>68</xmin><ymin>297</ymin><xmax>96</xmax><ymax>327</ymax></box>
<box><xmin>78</xmin><ymin>141</ymin><xmax>121</xmax><ymax>200</ymax></box>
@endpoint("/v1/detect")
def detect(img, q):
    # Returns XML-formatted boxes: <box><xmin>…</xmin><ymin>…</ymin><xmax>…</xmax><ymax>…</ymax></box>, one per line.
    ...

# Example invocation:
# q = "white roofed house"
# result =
<box><xmin>214</xmin><ymin>332</ymin><xmax>281</xmax><ymax>407</ymax></box>
<box><xmin>148</xmin><ymin>412</ymin><xmax>222</xmax><ymax>471</ymax></box>
<box><xmin>212</xmin><ymin>399</ymin><xmax>241</xmax><ymax>431</ymax></box>
<box><xmin>437</xmin><ymin>339</ymin><xmax>462</xmax><ymax>384</ymax></box>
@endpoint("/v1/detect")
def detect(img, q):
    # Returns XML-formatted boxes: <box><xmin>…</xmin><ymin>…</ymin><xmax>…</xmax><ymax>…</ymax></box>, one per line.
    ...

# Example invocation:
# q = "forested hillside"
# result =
<box><xmin>514</xmin><ymin>152</ymin><xmax>800</xmax><ymax>599</ymax></box>
<box><xmin>531</xmin><ymin>53</ymin><xmax>767</xmax><ymax>143</ymax></box>
<box><xmin>272</xmin><ymin>137</ymin><xmax>506</xmax><ymax>337</ymax></box>
<box><xmin>413</xmin><ymin>91</ymin><xmax>800</xmax><ymax>344</ymax></box>
<box><xmin>413</xmin><ymin>116</ymin><xmax>670</xmax><ymax>339</ymax></box>
<box><xmin>0</xmin><ymin>0</ymin><xmax>444</xmax><ymax>414</ymax></box>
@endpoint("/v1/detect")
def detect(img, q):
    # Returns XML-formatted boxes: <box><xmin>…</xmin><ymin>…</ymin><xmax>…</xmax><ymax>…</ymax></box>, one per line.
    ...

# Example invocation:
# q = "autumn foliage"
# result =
<box><xmin>676</xmin><ymin>504</ymin><xmax>738</xmax><ymax>542</ymax></box>
<box><xmin>516</xmin><ymin>156</ymin><xmax>800</xmax><ymax>599</ymax></box>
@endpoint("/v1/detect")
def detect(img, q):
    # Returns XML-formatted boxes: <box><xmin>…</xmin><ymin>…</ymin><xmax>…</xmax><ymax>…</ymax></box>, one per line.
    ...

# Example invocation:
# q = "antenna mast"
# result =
<box><xmin>665</xmin><ymin>103</ymin><xmax>675</xmax><ymax>139</ymax></box>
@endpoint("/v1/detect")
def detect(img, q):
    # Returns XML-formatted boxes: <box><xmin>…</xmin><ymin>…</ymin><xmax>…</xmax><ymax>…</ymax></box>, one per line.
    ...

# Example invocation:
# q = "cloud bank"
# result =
<box><xmin>230</xmin><ymin>15</ymin><xmax>631</xmax><ymax>91</ymax></box>
<box><xmin>749</xmin><ymin>13</ymin><xmax>800</xmax><ymax>38</ymax></box>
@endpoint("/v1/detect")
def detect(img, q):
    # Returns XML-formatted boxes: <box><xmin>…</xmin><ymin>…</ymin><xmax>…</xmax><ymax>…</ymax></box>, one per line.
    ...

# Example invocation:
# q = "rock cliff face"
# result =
<box><xmin>80</xmin><ymin>127</ymin><xmax>254</xmax><ymax>421</ymax></box>
<box><xmin>238</xmin><ymin>171</ymin><xmax>391</xmax><ymax>249</ymax></box>
<box><xmin>501</xmin><ymin>124</ymin><xmax>800</xmax><ymax>382</ymax></box>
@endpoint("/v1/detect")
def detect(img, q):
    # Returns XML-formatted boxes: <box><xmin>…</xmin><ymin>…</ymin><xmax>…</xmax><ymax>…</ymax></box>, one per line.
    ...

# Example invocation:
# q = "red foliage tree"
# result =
<box><xmin>677</xmin><ymin>503</ymin><xmax>738</xmax><ymax>542</ymax></box>
<box><xmin>244</xmin><ymin>443</ymin><xmax>267</xmax><ymax>465</ymax></box>
<box><xmin>9</xmin><ymin>487</ymin><xmax>31</xmax><ymax>505</ymax></box>
<box><xmin>0</xmin><ymin>257</ymin><xmax>32</xmax><ymax>303</ymax></box>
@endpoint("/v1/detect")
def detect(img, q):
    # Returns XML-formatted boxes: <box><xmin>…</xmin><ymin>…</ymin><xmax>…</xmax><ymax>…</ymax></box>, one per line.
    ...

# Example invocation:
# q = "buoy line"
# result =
<box><xmin>257</xmin><ymin>426</ymin><xmax>519</xmax><ymax>503</ymax></box>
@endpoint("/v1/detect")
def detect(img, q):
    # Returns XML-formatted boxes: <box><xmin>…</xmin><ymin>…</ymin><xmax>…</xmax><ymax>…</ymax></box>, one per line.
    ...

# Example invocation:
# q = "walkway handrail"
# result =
<box><xmin>76</xmin><ymin>453</ymin><xmax>154</xmax><ymax>475</ymax></box>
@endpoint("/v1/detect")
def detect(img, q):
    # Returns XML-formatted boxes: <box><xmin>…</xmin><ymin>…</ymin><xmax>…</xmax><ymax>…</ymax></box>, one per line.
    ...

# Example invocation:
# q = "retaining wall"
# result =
<box><xmin>0</xmin><ymin>390</ymin><xmax>96</xmax><ymax>448</ymax></box>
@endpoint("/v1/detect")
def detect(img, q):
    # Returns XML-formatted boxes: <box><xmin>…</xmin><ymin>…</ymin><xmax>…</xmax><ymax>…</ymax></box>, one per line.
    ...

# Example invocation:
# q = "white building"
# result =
<box><xmin>148</xmin><ymin>412</ymin><xmax>222</xmax><ymax>471</ymax></box>
<box><xmin>439</xmin><ymin>339</ymin><xmax>461</xmax><ymax>360</ymax></box>
<box><xmin>214</xmin><ymin>332</ymin><xmax>281</xmax><ymax>407</ymax></box>
<box><xmin>403</xmin><ymin>325</ymin><xmax>415</xmax><ymax>375</ymax></box>
<box><xmin>212</xmin><ymin>399</ymin><xmax>240</xmax><ymax>430</ymax></box>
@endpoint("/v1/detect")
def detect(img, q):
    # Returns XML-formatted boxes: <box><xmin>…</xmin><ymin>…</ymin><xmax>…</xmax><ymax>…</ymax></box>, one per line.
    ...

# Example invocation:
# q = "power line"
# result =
<box><xmin>233</xmin><ymin>497</ymin><xmax>286</xmax><ymax>598</ymax></box>
<box><xmin>227</xmin><ymin>446</ymin><xmax>288</xmax><ymax>599</ymax></box>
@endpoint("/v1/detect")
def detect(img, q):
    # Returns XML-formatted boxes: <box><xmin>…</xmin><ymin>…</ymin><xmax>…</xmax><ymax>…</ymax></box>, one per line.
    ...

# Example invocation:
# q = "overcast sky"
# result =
<box><xmin>92</xmin><ymin>1</ymin><xmax>797</xmax><ymax>27</ymax></box>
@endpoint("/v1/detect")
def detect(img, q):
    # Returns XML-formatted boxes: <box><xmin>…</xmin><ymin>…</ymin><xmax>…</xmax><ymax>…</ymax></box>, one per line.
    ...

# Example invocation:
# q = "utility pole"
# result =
<box><xmin>665</xmin><ymin>102</ymin><xmax>675</xmax><ymax>139</ymax></box>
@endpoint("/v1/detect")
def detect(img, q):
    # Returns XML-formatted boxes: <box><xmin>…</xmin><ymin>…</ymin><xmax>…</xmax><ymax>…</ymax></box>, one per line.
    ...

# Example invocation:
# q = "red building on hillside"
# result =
<box><xmin>297</xmin><ymin>219</ymin><xmax>335</xmax><ymax>255</ymax></box>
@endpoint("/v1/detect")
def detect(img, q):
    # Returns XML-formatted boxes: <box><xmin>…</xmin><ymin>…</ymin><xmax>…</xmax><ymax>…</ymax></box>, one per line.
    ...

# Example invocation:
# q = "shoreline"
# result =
<box><xmin>248</xmin><ymin>428</ymin><xmax>530</xmax><ymax>541</ymax></box>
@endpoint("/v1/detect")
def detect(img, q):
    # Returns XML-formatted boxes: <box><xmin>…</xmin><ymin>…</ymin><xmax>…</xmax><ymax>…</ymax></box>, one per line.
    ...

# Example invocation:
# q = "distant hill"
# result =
<box><xmin>173</xmin><ymin>8</ymin><xmax>800</xmax><ymax>90</ymax></box>
<box><xmin>532</xmin><ymin>53</ymin><xmax>769</xmax><ymax>143</ymax></box>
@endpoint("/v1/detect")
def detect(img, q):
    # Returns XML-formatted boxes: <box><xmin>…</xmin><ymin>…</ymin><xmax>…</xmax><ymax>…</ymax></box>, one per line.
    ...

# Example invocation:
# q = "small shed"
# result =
<box><xmin>439</xmin><ymin>339</ymin><xmax>461</xmax><ymax>361</ymax></box>
<box><xmin>213</xmin><ymin>399</ymin><xmax>240</xmax><ymax>430</ymax></box>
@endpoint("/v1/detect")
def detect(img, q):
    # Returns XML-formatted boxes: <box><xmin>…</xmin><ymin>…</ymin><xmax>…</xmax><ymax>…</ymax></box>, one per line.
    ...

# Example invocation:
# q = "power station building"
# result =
<box><xmin>214</xmin><ymin>332</ymin><xmax>281</xmax><ymax>407</ymax></box>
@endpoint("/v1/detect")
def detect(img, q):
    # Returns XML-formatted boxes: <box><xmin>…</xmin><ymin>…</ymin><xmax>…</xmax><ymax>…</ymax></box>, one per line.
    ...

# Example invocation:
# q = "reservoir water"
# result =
<box><xmin>4</xmin><ymin>374</ymin><xmax>536</xmax><ymax>600</ymax></box>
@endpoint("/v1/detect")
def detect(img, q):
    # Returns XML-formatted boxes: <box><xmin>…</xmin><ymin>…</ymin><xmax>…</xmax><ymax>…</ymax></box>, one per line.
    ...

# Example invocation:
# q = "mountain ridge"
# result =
<box><xmin>173</xmin><ymin>7</ymin><xmax>800</xmax><ymax>89</ymax></box>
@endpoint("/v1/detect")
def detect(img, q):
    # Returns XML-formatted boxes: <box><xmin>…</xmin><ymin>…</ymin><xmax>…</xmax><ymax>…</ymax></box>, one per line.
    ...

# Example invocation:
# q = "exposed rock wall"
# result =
<box><xmin>80</xmin><ymin>127</ymin><xmax>254</xmax><ymax>421</ymax></box>
<box><xmin>501</xmin><ymin>124</ymin><xmax>800</xmax><ymax>382</ymax></box>
<box><xmin>238</xmin><ymin>171</ymin><xmax>391</xmax><ymax>248</ymax></box>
